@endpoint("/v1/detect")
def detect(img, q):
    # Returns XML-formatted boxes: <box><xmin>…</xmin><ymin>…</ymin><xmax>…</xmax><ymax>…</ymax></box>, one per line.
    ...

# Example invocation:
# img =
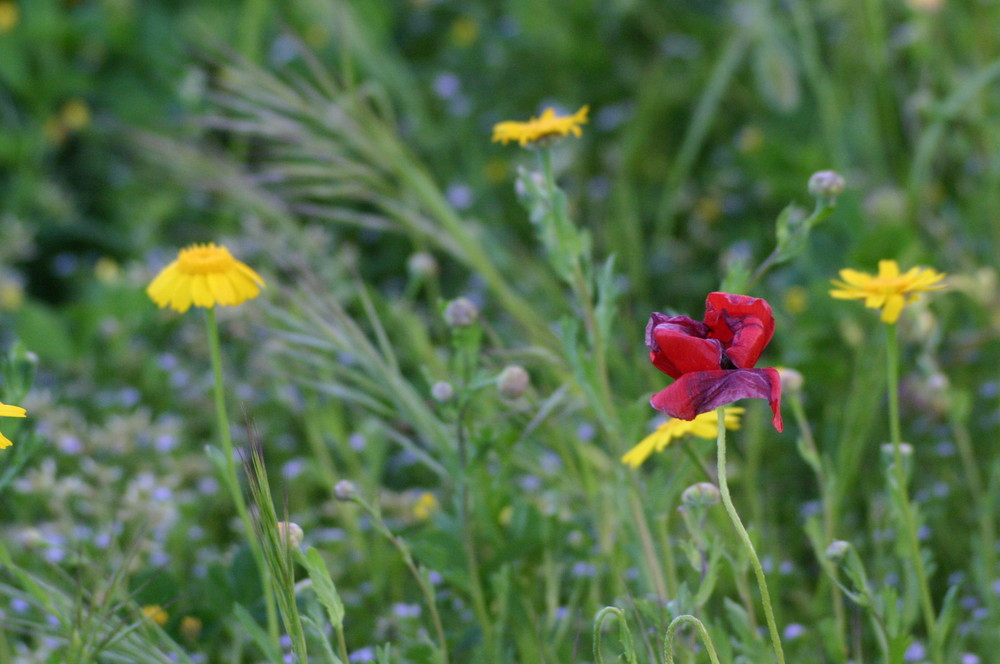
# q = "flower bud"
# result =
<box><xmin>431</xmin><ymin>381</ymin><xmax>454</xmax><ymax>403</ymax></box>
<box><xmin>406</xmin><ymin>252</ymin><xmax>438</xmax><ymax>279</ymax></box>
<box><xmin>276</xmin><ymin>521</ymin><xmax>304</xmax><ymax>548</ymax></box>
<box><xmin>334</xmin><ymin>480</ymin><xmax>358</xmax><ymax>502</ymax></box>
<box><xmin>681</xmin><ymin>482</ymin><xmax>721</xmax><ymax>509</ymax></box>
<box><xmin>497</xmin><ymin>365</ymin><xmax>530</xmax><ymax>399</ymax></box>
<box><xmin>778</xmin><ymin>367</ymin><xmax>804</xmax><ymax>394</ymax></box>
<box><xmin>808</xmin><ymin>170</ymin><xmax>846</xmax><ymax>200</ymax></box>
<box><xmin>825</xmin><ymin>540</ymin><xmax>851</xmax><ymax>562</ymax></box>
<box><xmin>443</xmin><ymin>297</ymin><xmax>478</xmax><ymax>328</ymax></box>
<box><xmin>880</xmin><ymin>442</ymin><xmax>913</xmax><ymax>478</ymax></box>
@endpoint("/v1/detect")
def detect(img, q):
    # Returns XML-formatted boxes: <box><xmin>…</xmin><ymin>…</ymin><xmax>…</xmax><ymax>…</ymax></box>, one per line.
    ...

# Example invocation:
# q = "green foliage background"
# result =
<box><xmin>2</xmin><ymin>0</ymin><xmax>1000</xmax><ymax>662</ymax></box>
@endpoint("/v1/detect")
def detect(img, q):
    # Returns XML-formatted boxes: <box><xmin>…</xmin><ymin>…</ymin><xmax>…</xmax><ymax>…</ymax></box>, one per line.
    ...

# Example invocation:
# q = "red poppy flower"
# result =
<box><xmin>646</xmin><ymin>292</ymin><xmax>783</xmax><ymax>431</ymax></box>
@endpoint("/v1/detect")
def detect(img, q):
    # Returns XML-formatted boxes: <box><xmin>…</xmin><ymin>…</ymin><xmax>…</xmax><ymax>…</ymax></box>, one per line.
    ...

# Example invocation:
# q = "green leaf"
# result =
<box><xmin>302</xmin><ymin>547</ymin><xmax>345</xmax><ymax>629</ymax></box>
<box><xmin>232</xmin><ymin>603</ymin><xmax>281</xmax><ymax>663</ymax></box>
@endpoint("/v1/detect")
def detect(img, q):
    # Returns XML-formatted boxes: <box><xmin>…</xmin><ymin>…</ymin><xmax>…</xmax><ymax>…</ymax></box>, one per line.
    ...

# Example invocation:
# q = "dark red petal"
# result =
<box><xmin>645</xmin><ymin>313</ymin><xmax>708</xmax><ymax>352</ymax></box>
<box><xmin>650</xmin><ymin>326</ymin><xmax>723</xmax><ymax>378</ymax></box>
<box><xmin>703</xmin><ymin>292</ymin><xmax>775</xmax><ymax>368</ymax></box>
<box><xmin>650</xmin><ymin>368</ymin><xmax>783</xmax><ymax>431</ymax></box>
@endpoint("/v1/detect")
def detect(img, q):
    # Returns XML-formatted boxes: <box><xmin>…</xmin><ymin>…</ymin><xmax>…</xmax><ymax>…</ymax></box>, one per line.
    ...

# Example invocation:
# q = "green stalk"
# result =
<box><xmin>787</xmin><ymin>391</ymin><xmax>847</xmax><ymax>659</ymax></box>
<box><xmin>885</xmin><ymin>323</ymin><xmax>939</xmax><ymax>661</ymax></box>
<box><xmin>663</xmin><ymin>615</ymin><xmax>722</xmax><ymax>664</ymax></box>
<box><xmin>715</xmin><ymin>407</ymin><xmax>785</xmax><ymax>664</ymax></box>
<box><xmin>205</xmin><ymin>308</ymin><xmax>280</xmax><ymax>650</ymax></box>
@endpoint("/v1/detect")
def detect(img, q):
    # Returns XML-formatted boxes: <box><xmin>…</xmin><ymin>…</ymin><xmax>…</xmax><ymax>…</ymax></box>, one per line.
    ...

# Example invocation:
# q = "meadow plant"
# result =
<box><xmin>7</xmin><ymin>3</ymin><xmax>1000</xmax><ymax>663</ymax></box>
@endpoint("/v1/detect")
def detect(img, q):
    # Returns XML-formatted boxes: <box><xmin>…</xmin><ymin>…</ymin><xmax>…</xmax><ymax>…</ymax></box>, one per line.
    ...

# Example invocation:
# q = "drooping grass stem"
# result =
<box><xmin>715</xmin><ymin>406</ymin><xmax>785</xmax><ymax>664</ymax></box>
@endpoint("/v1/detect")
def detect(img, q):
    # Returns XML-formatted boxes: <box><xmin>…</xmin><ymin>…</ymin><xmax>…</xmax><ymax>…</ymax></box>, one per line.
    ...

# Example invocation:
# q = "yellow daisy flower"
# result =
<box><xmin>622</xmin><ymin>408</ymin><xmax>743</xmax><ymax>468</ymax></box>
<box><xmin>492</xmin><ymin>105</ymin><xmax>589</xmax><ymax>148</ymax></box>
<box><xmin>142</xmin><ymin>604</ymin><xmax>168</xmax><ymax>627</ymax></box>
<box><xmin>147</xmin><ymin>243</ymin><xmax>265</xmax><ymax>314</ymax></box>
<box><xmin>829</xmin><ymin>259</ymin><xmax>946</xmax><ymax>324</ymax></box>
<box><xmin>412</xmin><ymin>491</ymin><xmax>438</xmax><ymax>521</ymax></box>
<box><xmin>0</xmin><ymin>402</ymin><xmax>26</xmax><ymax>449</ymax></box>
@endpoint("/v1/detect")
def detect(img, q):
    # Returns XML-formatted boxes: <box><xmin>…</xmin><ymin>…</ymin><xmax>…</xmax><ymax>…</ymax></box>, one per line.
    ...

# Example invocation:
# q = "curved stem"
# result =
<box><xmin>663</xmin><ymin>614</ymin><xmax>723</xmax><ymax>664</ymax></box>
<box><xmin>206</xmin><ymin>308</ymin><xmax>280</xmax><ymax>648</ymax></box>
<box><xmin>885</xmin><ymin>324</ymin><xmax>939</xmax><ymax>661</ymax></box>
<box><xmin>715</xmin><ymin>407</ymin><xmax>785</xmax><ymax>664</ymax></box>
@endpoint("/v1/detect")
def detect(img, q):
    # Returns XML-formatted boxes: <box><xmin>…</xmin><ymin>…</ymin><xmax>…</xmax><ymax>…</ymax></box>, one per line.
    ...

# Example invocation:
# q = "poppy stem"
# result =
<box><xmin>205</xmin><ymin>307</ymin><xmax>280</xmax><ymax>649</ymax></box>
<box><xmin>715</xmin><ymin>406</ymin><xmax>785</xmax><ymax>664</ymax></box>
<box><xmin>885</xmin><ymin>323</ymin><xmax>940</xmax><ymax>661</ymax></box>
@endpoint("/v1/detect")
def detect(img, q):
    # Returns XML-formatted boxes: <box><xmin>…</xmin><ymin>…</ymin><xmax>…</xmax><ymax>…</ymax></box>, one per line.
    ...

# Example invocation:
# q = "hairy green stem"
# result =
<box><xmin>663</xmin><ymin>614</ymin><xmax>723</xmax><ymax>664</ymax></box>
<box><xmin>885</xmin><ymin>324</ymin><xmax>939</xmax><ymax>661</ymax></box>
<box><xmin>205</xmin><ymin>308</ymin><xmax>280</xmax><ymax>650</ymax></box>
<box><xmin>715</xmin><ymin>407</ymin><xmax>785</xmax><ymax>664</ymax></box>
<box><xmin>355</xmin><ymin>494</ymin><xmax>450</xmax><ymax>663</ymax></box>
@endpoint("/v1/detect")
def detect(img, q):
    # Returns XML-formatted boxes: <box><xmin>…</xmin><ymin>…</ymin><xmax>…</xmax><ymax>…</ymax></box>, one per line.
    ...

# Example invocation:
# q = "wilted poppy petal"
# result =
<box><xmin>649</xmin><ymin>326</ymin><xmax>723</xmax><ymax>378</ymax></box>
<box><xmin>703</xmin><ymin>292</ymin><xmax>775</xmax><ymax>368</ymax></box>
<box><xmin>645</xmin><ymin>313</ymin><xmax>708</xmax><ymax>351</ymax></box>
<box><xmin>650</xmin><ymin>368</ymin><xmax>783</xmax><ymax>431</ymax></box>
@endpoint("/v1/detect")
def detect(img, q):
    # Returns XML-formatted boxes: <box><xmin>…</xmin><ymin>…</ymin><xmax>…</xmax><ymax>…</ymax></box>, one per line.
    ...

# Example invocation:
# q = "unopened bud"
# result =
<box><xmin>497</xmin><ymin>365</ymin><xmax>530</xmax><ymax>399</ymax></box>
<box><xmin>431</xmin><ymin>381</ymin><xmax>454</xmax><ymax>403</ymax></box>
<box><xmin>334</xmin><ymin>480</ymin><xmax>358</xmax><ymax>502</ymax></box>
<box><xmin>681</xmin><ymin>482</ymin><xmax>721</xmax><ymax>509</ymax></box>
<box><xmin>443</xmin><ymin>297</ymin><xmax>478</xmax><ymax>328</ymax></box>
<box><xmin>825</xmin><ymin>540</ymin><xmax>851</xmax><ymax>562</ymax></box>
<box><xmin>407</xmin><ymin>252</ymin><xmax>438</xmax><ymax>279</ymax></box>
<box><xmin>277</xmin><ymin>521</ymin><xmax>304</xmax><ymax>548</ymax></box>
<box><xmin>778</xmin><ymin>367</ymin><xmax>804</xmax><ymax>394</ymax></box>
<box><xmin>808</xmin><ymin>170</ymin><xmax>846</xmax><ymax>200</ymax></box>
<box><xmin>880</xmin><ymin>442</ymin><xmax>913</xmax><ymax>477</ymax></box>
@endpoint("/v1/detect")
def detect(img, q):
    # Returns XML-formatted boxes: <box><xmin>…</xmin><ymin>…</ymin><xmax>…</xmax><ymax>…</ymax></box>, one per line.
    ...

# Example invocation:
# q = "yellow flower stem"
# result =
<box><xmin>885</xmin><ymin>323</ymin><xmax>939</xmax><ymax>662</ymax></box>
<box><xmin>715</xmin><ymin>406</ymin><xmax>785</xmax><ymax>664</ymax></box>
<box><xmin>205</xmin><ymin>307</ymin><xmax>280</xmax><ymax>648</ymax></box>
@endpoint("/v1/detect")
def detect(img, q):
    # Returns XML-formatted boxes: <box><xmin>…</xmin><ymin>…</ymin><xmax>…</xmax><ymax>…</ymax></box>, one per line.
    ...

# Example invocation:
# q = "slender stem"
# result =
<box><xmin>663</xmin><ymin>615</ymin><xmax>722</xmax><ymax>664</ymax></box>
<box><xmin>787</xmin><ymin>391</ymin><xmax>847</xmax><ymax>659</ymax></box>
<box><xmin>456</xmin><ymin>404</ymin><xmax>496</xmax><ymax>657</ymax></box>
<box><xmin>627</xmin><ymin>481</ymin><xmax>669</xmax><ymax>601</ymax></box>
<box><xmin>885</xmin><ymin>324</ymin><xmax>939</xmax><ymax>660</ymax></box>
<box><xmin>358</xmin><ymin>495</ymin><xmax>449</xmax><ymax>662</ymax></box>
<box><xmin>205</xmin><ymin>308</ymin><xmax>280</xmax><ymax>648</ymax></box>
<box><xmin>715</xmin><ymin>407</ymin><xmax>785</xmax><ymax>664</ymax></box>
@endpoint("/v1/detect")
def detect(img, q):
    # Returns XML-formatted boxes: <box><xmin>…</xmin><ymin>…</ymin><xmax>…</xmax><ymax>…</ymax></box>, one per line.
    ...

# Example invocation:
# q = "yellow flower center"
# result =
<box><xmin>176</xmin><ymin>243</ymin><xmax>238</xmax><ymax>275</ymax></box>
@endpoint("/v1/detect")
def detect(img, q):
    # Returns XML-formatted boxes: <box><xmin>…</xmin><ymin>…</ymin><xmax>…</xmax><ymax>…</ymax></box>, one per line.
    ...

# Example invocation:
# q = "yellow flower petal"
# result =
<box><xmin>0</xmin><ymin>403</ymin><xmax>27</xmax><ymax>418</ymax></box>
<box><xmin>829</xmin><ymin>260</ymin><xmax>946</xmax><ymax>324</ymax></box>
<box><xmin>146</xmin><ymin>243</ymin><xmax>265</xmax><ymax>313</ymax></box>
<box><xmin>622</xmin><ymin>408</ymin><xmax>744</xmax><ymax>468</ymax></box>
<box><xmin>492</xmin><ymin>105</ymin><xmax>589</xmax><ymax>147</ymax></box>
